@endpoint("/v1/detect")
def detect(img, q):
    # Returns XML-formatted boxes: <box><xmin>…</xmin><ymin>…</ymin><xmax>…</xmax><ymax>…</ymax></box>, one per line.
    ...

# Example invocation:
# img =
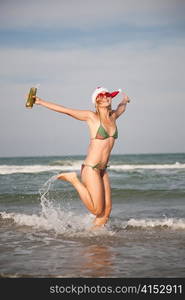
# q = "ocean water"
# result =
<box><xmin>0</xmin><ymin>153</ymin><xmax>185</xmax><ymax>278</ymax></box>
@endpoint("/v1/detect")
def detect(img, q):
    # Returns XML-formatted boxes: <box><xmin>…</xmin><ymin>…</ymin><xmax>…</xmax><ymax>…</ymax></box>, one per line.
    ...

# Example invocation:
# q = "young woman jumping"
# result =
<box><xmin>33</xmin><ymin>87</ymin><xmax>130</xmax><ymax>227</ymax></box>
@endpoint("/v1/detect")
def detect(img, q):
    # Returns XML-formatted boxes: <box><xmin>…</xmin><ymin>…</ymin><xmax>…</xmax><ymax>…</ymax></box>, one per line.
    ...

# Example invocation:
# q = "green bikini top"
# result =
<box><xmin>93</xmin><ymin>121</ymin><xmax>118</xmax><ymax>140</ymax></box>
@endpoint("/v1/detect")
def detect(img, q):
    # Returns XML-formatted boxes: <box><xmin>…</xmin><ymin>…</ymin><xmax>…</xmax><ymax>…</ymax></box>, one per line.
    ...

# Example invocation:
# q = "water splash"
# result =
<box><xmin>39</xmin><ymin>175</ymin><xmax>57</xmax><ymax>218</ymax></box>
<box><xmin>38</xmin><ymin>175</ymin><xmax>76</xmax><ymax>234</ymax></box>
<box><xmin>36</xmin><ymin>175</ymin><xmax>114</xmax><ymax>237</ymax></box>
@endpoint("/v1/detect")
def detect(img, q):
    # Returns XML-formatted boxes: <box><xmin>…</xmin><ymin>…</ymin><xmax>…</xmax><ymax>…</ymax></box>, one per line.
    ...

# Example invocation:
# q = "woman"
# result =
<box><xmin>34</xmin><ymin>87</ymin><xmax>130</xmax><ymax>227</ymax></box>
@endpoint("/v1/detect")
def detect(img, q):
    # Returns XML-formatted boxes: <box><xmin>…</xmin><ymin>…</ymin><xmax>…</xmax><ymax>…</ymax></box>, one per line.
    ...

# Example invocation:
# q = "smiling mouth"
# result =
<box><xmin>98</xmin><ymin>98</ymin><xmax>111</xmax><ymax>103</ymax></box>
<box><xmin>98</xmin><ymin>101</ymin><xmax>109</xmax><ymax>105</ymax></box>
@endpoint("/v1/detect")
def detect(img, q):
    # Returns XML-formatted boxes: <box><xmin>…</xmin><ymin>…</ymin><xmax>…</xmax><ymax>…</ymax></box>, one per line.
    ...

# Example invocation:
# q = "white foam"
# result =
<box><xmin>0</xmin><ymin>164</ymin><xmax>82</xmax><ymax>175</ymax></box>
<box><xmin>126</xmin><ymin>217</ymin><xmax>185</xmax><ymax>230</ymax></box>
<box><xmin>0</xmin><ymin>210</ymin><xmax>115</xmax><ymax>237</ymax></box>
<box><xmin>1</xmin><ymin>210</ymin><xmax>185</xmax><ymax>233</ymax></box>
<box><xmin>111</xmin><ymin>162</ymin><xmax>185</xmax><ymax>171</ymax></box>
<box><xmin>0</xmin><ymin>162</ymin><xmax>185</xmax><ymax>175</ymax></box>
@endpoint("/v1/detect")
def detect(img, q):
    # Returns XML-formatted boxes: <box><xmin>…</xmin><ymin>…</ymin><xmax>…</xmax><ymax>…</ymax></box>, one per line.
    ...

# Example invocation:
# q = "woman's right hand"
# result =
<box><xmin>25</xmin><ymin>94</ymin><xmax>41</xmax><ymax>105</ymax></box>
<box><xmin>33</xmin><ymin>96</ymin><xmax>42</xmax><ymax>105</ymax></box>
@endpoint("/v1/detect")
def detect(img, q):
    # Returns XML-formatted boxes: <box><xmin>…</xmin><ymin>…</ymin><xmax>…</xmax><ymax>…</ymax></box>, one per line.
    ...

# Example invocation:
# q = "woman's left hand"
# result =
<box><xmin>122</xmin><ymin>92</ymin><xmax>130</xmax><ymax>104</ymax></box>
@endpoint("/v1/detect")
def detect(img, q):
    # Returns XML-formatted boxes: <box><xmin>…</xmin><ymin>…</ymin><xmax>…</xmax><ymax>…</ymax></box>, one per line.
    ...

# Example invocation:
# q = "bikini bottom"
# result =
<box><xmin>81</xmin><ymin>163</ymin><xmax>109</xmax><ymax>177</ymax></box>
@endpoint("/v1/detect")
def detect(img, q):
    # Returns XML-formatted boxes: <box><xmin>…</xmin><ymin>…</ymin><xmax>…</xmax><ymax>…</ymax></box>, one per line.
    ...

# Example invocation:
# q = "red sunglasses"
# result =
<box><xmin>97</xmin><ymin>92</ymin><xmax>112</xmax><ymax>98</ymax></box>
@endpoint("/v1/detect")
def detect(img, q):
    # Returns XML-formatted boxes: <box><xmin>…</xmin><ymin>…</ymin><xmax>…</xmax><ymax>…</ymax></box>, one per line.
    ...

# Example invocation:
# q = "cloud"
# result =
<box><xmin>0</xmin><ymin>0</ymin><xmax>185</xmax><ymax>30</ymax></box>
<box><xmin>0</xmin><ymin>38</ymin><xmax>185</xmax><ymax>92</ymax></box>
<box><xmin>0</xmin><ymin>36</ymin><xmax>185</xmax><ymax>156</ymax></box>
<box><xmin>0</xmin><ymin>0</ymin><xmax>185</xmax><ymax>156</ymax></box>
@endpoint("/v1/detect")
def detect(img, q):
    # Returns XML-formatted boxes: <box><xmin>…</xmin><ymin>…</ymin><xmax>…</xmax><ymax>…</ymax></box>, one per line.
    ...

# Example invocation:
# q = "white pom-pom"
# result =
<box><xmin>118</xmin><ymin>88</ymin><xmax>122</xmax><ymax>92</ymax></box>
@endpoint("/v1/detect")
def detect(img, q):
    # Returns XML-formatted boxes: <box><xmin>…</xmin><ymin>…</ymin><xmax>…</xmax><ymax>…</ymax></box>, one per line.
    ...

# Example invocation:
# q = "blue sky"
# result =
<box><xmin>0</xmin><ymin>0</ymin><xmax>185</xmax><ymax>156</ymax></box>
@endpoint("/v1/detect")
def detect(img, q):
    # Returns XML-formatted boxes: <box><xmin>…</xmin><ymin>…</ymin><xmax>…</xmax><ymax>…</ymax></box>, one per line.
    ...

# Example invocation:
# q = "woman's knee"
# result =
<box><xmin>97</xmin><ymin>204</ymin><xmax>112</xmax><ymax>218</ymax></box>
<box><xmin>93</xmin><ymin>203</ymin><xmax>105</xmax><ymax>216</ymax></box>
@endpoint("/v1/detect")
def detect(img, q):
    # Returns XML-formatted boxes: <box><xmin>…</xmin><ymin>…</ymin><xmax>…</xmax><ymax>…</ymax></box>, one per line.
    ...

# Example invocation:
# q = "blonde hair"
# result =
<box><xmin>95</xmin><ymin>102</ymin><xmax>112</xmax><ymax>116</ymax></box>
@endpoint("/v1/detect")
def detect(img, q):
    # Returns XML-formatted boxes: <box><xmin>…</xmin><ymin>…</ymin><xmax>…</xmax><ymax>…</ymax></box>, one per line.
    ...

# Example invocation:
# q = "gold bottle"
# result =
<box><xmin>25</xmin><ymin>87</ymin><xmax>37</xmax><ymax>108</ymax></box>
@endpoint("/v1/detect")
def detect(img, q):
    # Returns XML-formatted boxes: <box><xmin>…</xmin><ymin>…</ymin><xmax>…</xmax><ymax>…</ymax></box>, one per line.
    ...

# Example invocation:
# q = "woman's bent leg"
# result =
<box><xmin>93</xmin><ymin>171</ymin><xmax>112</xmax><ymax>226</ymax></box>
<box><xmin>57</xmin><ymin>172</ymin><xmax>95</xmax><ymax>214</ymax></box>
<box><xmin>57</xmin><ymin>168</ymin><xmax>105</xmax><ymax>216</ymax></box>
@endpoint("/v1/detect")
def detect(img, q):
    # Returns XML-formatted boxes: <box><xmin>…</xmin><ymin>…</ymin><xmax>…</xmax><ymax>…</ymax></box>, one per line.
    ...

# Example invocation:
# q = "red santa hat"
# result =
<box><xmin>92</xmin><ymin>87</ymin><xmax>122</xmax><ymax>104</ymax></box>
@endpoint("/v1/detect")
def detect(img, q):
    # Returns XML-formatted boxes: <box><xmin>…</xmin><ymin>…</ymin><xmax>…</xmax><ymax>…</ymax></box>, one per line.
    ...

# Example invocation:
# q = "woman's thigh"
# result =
<box><xmin>81</xmin><ymin>166</ymin><xmax>105</xmax><ymax>213</ymax></box>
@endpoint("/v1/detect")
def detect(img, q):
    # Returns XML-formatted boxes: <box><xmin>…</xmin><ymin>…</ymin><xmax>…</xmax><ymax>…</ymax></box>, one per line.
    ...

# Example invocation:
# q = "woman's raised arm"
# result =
<box><xmin>114</xmin><ymin>93</ymin><xmax>130</xmax><ymax>119</ymax></box>
<box><xmin>35</xmin><ymin>97</ymin><xmax>93</xmax><ymax>121</ymax></box>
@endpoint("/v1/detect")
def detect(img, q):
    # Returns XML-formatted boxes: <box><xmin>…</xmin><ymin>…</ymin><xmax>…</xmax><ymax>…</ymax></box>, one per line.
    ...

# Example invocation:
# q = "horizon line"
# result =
<box><xmin>0</xmin><ymin>151</ymin><xmax>184</xmax><ymax>159</ymax></box>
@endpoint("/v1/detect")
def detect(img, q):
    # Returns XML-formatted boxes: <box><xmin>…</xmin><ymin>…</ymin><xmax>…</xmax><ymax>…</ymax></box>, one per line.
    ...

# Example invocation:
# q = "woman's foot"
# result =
<box><xmin>93</xmin><ymin>215</ymin><xmax>109</xmax><ymax>227</ymax></box>
<box><xmin>57</xmin><ymin>172</ymin><xmax>78</xmax><ymax>184</ymax></box>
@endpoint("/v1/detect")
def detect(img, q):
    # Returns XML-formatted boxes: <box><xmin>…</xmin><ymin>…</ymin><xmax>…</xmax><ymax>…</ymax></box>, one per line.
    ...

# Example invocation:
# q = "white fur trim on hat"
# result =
<box><xmin>91</xmin><ymin>87</ymin><xmax>108</xmax><ymax>104</ymax></box>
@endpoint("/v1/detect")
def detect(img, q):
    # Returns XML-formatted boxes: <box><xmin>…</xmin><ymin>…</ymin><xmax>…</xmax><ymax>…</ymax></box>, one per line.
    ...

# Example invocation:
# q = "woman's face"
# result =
<box><xmin>96</xmin><ymin>92</ymin><xmax>112</xmax><ymax>107</ymax></box>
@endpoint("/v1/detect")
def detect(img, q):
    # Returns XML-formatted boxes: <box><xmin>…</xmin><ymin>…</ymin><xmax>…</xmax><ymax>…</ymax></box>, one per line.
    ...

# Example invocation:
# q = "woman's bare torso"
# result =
<box><xmin>84</xmin><ymin>111</ymin><xmax>117</xmax><ymax>167</ymax></box>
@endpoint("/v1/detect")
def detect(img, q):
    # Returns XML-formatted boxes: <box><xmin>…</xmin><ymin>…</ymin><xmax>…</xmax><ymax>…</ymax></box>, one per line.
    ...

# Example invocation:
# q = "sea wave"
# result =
<box><xmin>0</xmin><ymin>164</ymin><xmax>82</xmax><ymax>175</ymax></box>
<box><xmin>112</xmin><ymin>162</ymin><xmax>185</xmax><ymax>171</ymax></box>
<box><xmin>0</xmin><ymin>162</ymin><xmax>185</xmax><ymax>175</ymax></box>
<box><xmin>0</xmin><ymin>211</ymin><xmax>115</xmax><ymax>237</ymax></box>
<box><xmin>125</xmin><ymin>217</ymin><xmax>185</xmax><ymax>230</ymax></box>
<box><xmin>1</xmin><ymin>211</ymin><xmax>185</xmax><ymax>235</ymax></box>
